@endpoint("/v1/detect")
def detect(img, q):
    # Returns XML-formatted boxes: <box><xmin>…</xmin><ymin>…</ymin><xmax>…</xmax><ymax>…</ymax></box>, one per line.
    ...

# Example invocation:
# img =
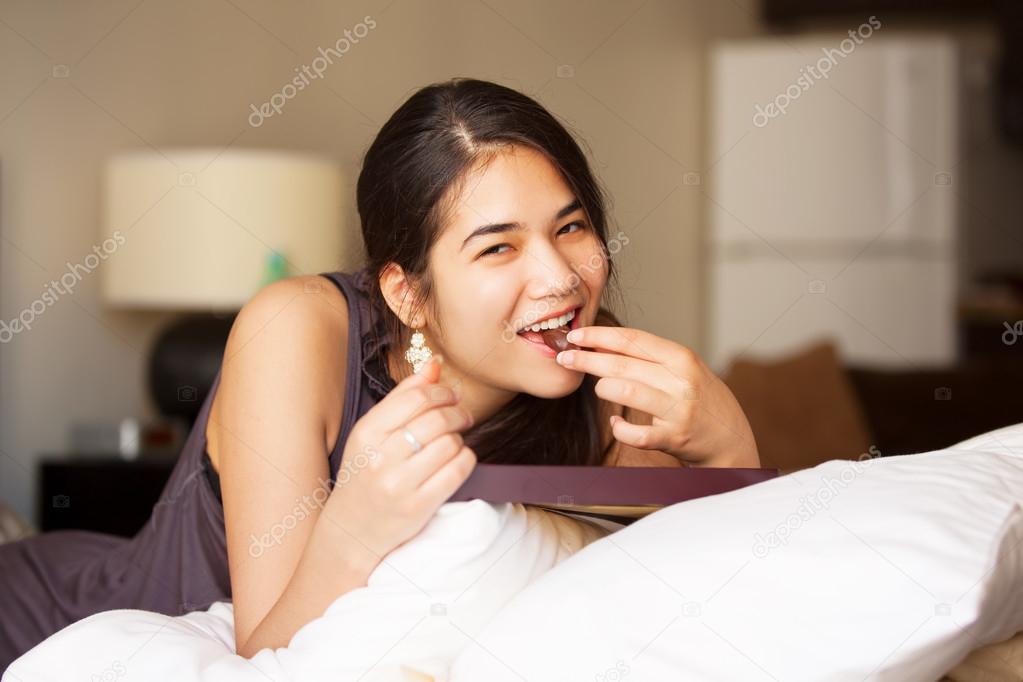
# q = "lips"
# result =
<box><xmin>518</xmin><ymin>306</ymin><xmax>581</xmax><ymax>345</ymax></box>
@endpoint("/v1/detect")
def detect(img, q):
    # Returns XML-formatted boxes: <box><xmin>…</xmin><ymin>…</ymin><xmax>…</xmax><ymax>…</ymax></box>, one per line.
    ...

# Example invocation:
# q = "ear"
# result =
<box><xmin>379</xmin><ymin>262</ymin><xmax>426</xmax><ymax>328</ymax></box>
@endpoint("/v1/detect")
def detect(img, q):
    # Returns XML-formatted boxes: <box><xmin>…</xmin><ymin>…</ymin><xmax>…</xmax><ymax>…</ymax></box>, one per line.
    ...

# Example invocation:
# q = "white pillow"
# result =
<box><xmin>5</xmin><ymin>500</ymin><xmax>612</xmax><ymax>682</ymax></box>
<box><xmin>952</xmin><ymin>421</ymin><xmax>1023</xmax><ymax>455</ymax></box>
<box><xmin>451</xmin><ymin>425</ymin><xmax>1023</xmax><ymax>682</ymax></box>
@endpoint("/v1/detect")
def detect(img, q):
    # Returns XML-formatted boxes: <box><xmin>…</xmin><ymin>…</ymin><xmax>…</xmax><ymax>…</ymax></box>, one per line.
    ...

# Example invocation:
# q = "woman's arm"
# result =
<box><xmin>209</xmin><ymin>275</ymin><xmax>367</xmax><ymax>657</ymax></box>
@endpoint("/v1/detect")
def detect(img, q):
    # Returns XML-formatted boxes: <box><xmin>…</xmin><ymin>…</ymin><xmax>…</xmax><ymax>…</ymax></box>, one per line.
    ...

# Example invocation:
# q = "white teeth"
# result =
<box><xmin>521</xmin><ymin>308</ymin><xmax>575</xmax><ymax>333</ymax></box>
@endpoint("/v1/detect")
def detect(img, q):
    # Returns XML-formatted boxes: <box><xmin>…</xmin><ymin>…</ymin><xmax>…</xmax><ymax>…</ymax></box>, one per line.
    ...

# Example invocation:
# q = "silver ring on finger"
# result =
<box><xmin>402</xmin><ymin>427</ymin><xmax>423</xmax><ymax>453</ymax></box>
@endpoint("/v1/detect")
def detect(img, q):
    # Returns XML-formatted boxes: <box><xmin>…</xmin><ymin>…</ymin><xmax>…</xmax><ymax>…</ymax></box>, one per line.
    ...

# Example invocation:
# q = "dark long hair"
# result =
<box><xmin>356</xmin><ymin>77</ymin><xmax>624</xmax><ymax>466</ymax></box>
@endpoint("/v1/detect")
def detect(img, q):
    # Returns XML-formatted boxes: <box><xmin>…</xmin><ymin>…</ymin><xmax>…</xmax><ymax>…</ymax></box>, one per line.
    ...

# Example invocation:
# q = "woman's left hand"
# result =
<box><xmin>557</xmin><ymin>326</ymin><xmax>760</xmax><ymax>468</ymax></box>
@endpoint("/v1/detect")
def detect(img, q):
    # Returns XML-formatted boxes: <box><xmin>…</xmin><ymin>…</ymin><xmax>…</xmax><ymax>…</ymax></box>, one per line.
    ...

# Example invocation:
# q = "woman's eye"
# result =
<box><xmin>478</xmin><ymin>223</ymin><xmax>585</xmax><ymax>258</ymax></box>
<box><xmin>479</xmin><ymin>243</ymin><xmax>511</xmax><ymax>258</ymax></box>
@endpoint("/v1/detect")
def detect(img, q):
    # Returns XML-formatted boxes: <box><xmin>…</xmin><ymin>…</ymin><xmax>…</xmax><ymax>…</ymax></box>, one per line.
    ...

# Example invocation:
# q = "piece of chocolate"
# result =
<box><xmin>540</xmin><ymin>327</ymin><xmax>579</xmax><ymax>353</ymax></box>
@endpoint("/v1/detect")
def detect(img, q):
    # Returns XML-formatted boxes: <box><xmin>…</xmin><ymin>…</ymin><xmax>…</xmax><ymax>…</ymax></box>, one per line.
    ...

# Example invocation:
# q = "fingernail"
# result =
<box><xmin>566</xmin><ymin>329</ymin><xmax>581</xmax><ymax>343</ymax></box>
<box><xmin>556</xmin><ymin>350</ymin><xmax>574</xmax><ymax>366</ymax></box>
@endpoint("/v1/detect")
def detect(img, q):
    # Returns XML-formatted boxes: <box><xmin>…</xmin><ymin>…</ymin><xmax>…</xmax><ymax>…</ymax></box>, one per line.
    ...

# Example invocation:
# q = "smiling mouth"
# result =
<box><xmin>516</xmin><ymin>306</ymin><xmax>581</xmax><ymax>345</ymax></box>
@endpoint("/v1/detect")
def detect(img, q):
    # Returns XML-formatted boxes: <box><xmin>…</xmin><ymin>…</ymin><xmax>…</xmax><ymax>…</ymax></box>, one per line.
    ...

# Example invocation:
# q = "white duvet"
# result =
<box><xmin>4</xmin><ymin>500</ymin><xmax>615</xmax><ymax>682</ymax></box>
<box><xmin>7</xmin><ymin>422</ymin><xmax>1023</xmax><ymax>682</ymax></box>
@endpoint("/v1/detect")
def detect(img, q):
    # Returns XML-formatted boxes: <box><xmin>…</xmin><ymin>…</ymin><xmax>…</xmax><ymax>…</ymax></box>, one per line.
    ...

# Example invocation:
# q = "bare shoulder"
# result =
<box><xmin>224</xmin><ymin>274</ymin><xmax>350</xmax><ymax>349</ymax></box>
<box><xmin>206</xmin><ymin>274</ymin><xmax>351</xmax><ymax>470</ymax></box>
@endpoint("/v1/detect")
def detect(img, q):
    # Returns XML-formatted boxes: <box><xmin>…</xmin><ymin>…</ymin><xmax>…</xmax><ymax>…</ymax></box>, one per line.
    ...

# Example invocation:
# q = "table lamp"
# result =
<box><xmin>101</xmin><ymin>148</ymin><xmax>345</xmax><ymax>423</ymax></box>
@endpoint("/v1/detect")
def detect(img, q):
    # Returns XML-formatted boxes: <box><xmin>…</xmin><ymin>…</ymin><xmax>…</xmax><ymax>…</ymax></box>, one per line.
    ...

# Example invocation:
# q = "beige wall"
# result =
<box><xmin>0</xmin><ymin>0</ymin><xmax>761</xmax><ymax>522</ymax></box>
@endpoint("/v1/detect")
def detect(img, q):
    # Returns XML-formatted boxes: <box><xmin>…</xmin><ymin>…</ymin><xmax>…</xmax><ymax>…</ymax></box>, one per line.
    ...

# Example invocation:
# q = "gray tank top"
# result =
<box><xmin>0</xmin><ymin>269</ymin><xmax>395</xmax><ymax>669</ymax></box>
<box><xmin>202</xmin><ymin>269</ymin><xmax>398</xmax><ymax>500</ymax></box>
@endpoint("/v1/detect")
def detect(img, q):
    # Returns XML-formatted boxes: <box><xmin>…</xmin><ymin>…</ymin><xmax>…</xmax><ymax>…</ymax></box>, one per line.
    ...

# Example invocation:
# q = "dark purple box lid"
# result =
<box><xmin>449</xmin><ymin>463</ymin><xmax>779</xmax><ymax>507</ymax></box>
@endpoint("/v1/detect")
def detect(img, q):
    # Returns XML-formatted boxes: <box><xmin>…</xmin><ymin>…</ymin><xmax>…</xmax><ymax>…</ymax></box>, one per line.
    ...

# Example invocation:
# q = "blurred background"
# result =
<box><xmin>0</xmin><ymin>0</ymin><xmax>1020</xmax><ymax>535</ymax></box>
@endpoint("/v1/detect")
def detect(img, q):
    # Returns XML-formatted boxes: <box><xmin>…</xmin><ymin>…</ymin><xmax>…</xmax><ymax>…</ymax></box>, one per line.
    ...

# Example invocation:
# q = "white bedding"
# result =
<box><xmin>4</xmin><ymin>501</ymin><xmax>614</xmax><ymax>682</ymax></box>
<box><xmin>452</xmin><ymin>423</ymin><xmax>1023</xmax><ymax>681</ymax></box>
<box><xmin>6</xmin><ymin>422</ymin><xmax>1023</xmax><ymax>682</ymax></box>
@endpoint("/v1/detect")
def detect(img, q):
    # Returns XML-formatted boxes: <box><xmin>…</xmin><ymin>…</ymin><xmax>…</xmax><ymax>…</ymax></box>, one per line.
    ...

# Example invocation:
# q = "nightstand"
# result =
<box><xmin>38</xmin><ymin>455</ymin><xmax>177</xmax><ymax>538</ymax></box>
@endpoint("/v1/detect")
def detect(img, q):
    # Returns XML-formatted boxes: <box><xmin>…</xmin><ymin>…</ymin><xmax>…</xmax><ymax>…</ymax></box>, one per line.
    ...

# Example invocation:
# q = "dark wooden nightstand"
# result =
<box><xmin>38</xmin><ymin>454</ymin><xmax>178</xmax><ymax>538</ymax></box>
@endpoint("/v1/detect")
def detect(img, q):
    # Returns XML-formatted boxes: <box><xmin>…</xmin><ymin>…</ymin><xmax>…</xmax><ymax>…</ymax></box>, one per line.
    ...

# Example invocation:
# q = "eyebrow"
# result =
<box><xmin>459</xmin><ymin>198</ymin><xmax>583</xmax><ymax>253</ymax></box>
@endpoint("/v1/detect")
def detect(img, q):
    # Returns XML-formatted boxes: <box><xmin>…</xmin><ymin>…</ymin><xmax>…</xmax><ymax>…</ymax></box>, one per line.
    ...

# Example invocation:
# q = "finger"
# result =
<box><xmin>558</xmin><ymin>349</ymin><xmax>682</xmax><ymax>395</ymax></box>
<box><xmin>392</xmin><ymin>354</ymin><xmax>443</xmax><ymax>391</ymax></box>
<box><xmin>384</xmin><ymin>404</ymin><xmax>473</xmax><ymax>458</ymax></box>
<box><xmin>401</xmin><ymin>431</ymin><xmax>465</xmax><ymax>485</ymax></box>
<box><xmin>362</xmin><ymin>354</ymin><xmax>443</xmax><ymax>430</ymax></box>
<box><xmin>366</xmin><ymin>383</ymin><xmax>458</xmax><ymax>434</ymax></box>
<box><xmin>415</xmin><ymin>445</ymin><xmax>477</xmax><ymax>505</ymax></box>
<box><xmin>418</xmin><ymin>354</ymin><xmax>443</xmax><ymax>383</ymax></box>
<box><xmin>367</xmin><ymin>372</ymin><xmax>460</xmax><ymax>435</ymax></box>
<box><xmin>609</xmin><ymin>416</ymin><xmax>676</xmax><ymax>453</ymax></box>
<box><xmin>566</xmin><ymin>326</ymin><xmax>685</xmax><ymax>366</ymax></box>
<box><xmin>593</xmin><ymin>377</ymin><xmax>675</xmax><ymax>418</ymax></box>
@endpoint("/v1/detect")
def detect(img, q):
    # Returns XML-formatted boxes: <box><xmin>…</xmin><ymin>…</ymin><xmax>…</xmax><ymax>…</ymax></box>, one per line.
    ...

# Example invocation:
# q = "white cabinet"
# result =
<box><xmin>707</xmin><ymin>33</ymin><xmax>960</xmax><ymax>370</ymax></box>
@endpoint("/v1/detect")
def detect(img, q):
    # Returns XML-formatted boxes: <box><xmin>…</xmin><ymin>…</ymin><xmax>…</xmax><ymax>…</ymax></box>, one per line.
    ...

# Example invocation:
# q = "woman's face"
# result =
<box><xmin>425</xmin><ymin>144</ymin><xmax>608</xmax><ymax>400</ymax></box>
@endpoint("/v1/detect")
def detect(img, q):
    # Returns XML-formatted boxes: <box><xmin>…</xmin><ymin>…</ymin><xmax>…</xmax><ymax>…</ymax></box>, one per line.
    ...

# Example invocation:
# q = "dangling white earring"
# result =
<box><xmin>404</xmin><ymin>328</ymin><xmax>433</xmax><ymax>374</ymax></box>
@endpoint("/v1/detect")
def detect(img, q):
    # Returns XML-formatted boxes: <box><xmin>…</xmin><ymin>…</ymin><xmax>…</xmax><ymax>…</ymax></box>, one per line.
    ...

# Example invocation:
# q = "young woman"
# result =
<box><xmin>0</xmin><ymin>77</ymin><xmax>758</xmax><ymax>667</ymax></box>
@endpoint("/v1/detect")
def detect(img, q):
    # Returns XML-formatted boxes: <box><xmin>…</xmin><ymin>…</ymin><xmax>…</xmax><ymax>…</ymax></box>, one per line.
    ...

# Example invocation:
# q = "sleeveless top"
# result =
<box><xmin>202</xmin><ymin>269</ymin><xmax>397</xmax><ymax>502</ymax></box>
<box><xmin>0</xmin><ymin>269</ymin><xmax>395</xmax><ymax>669</ymax></box>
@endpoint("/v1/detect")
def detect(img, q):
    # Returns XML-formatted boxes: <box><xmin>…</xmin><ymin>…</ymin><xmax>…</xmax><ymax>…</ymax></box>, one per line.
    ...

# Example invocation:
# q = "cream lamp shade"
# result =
<box><xmin>101</xmin><ymin>148</ymin><xmax>345</xmax><ymax>310</ymax></box>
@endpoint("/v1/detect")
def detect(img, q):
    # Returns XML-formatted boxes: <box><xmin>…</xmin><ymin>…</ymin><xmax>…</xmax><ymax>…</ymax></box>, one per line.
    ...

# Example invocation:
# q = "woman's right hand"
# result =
<box><xmin>321</xmin><ymin>355</ymin><xmax>477</xmax><ymax>561</ymax></box>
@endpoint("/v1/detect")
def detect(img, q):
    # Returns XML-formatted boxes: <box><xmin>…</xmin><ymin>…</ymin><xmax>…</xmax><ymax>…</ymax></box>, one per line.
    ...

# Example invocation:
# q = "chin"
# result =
<box><xmin>521</xmin><ymin>367</ymin><xmax>586</xmax><ymax>399</ymax></box>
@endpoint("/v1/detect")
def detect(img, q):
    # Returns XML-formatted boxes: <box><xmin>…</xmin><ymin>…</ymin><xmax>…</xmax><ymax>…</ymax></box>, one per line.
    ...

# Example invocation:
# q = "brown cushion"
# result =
<box><xmin>722</xmin><ymin>340</ymin><xmax>873</xmax><ymax>473</ymax></box>
<box><xmin>944</xmin><ymin>631</ymin><xmax>1023</xmax><ymax>681</ymax></box>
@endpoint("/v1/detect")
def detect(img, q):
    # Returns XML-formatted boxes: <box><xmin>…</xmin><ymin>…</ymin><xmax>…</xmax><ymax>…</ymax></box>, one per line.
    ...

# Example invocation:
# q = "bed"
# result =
<box><xmin>4</xmin><ymin>422</ymin><xmax>1023</xmax><ymax>681</ymax></box>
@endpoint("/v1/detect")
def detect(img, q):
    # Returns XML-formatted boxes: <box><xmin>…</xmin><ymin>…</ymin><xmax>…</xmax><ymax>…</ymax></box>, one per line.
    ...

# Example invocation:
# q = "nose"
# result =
<box><xmin>523</xmin><ymin>240</ymin><xmax>580</xmax><ymax>303</ymax></box>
